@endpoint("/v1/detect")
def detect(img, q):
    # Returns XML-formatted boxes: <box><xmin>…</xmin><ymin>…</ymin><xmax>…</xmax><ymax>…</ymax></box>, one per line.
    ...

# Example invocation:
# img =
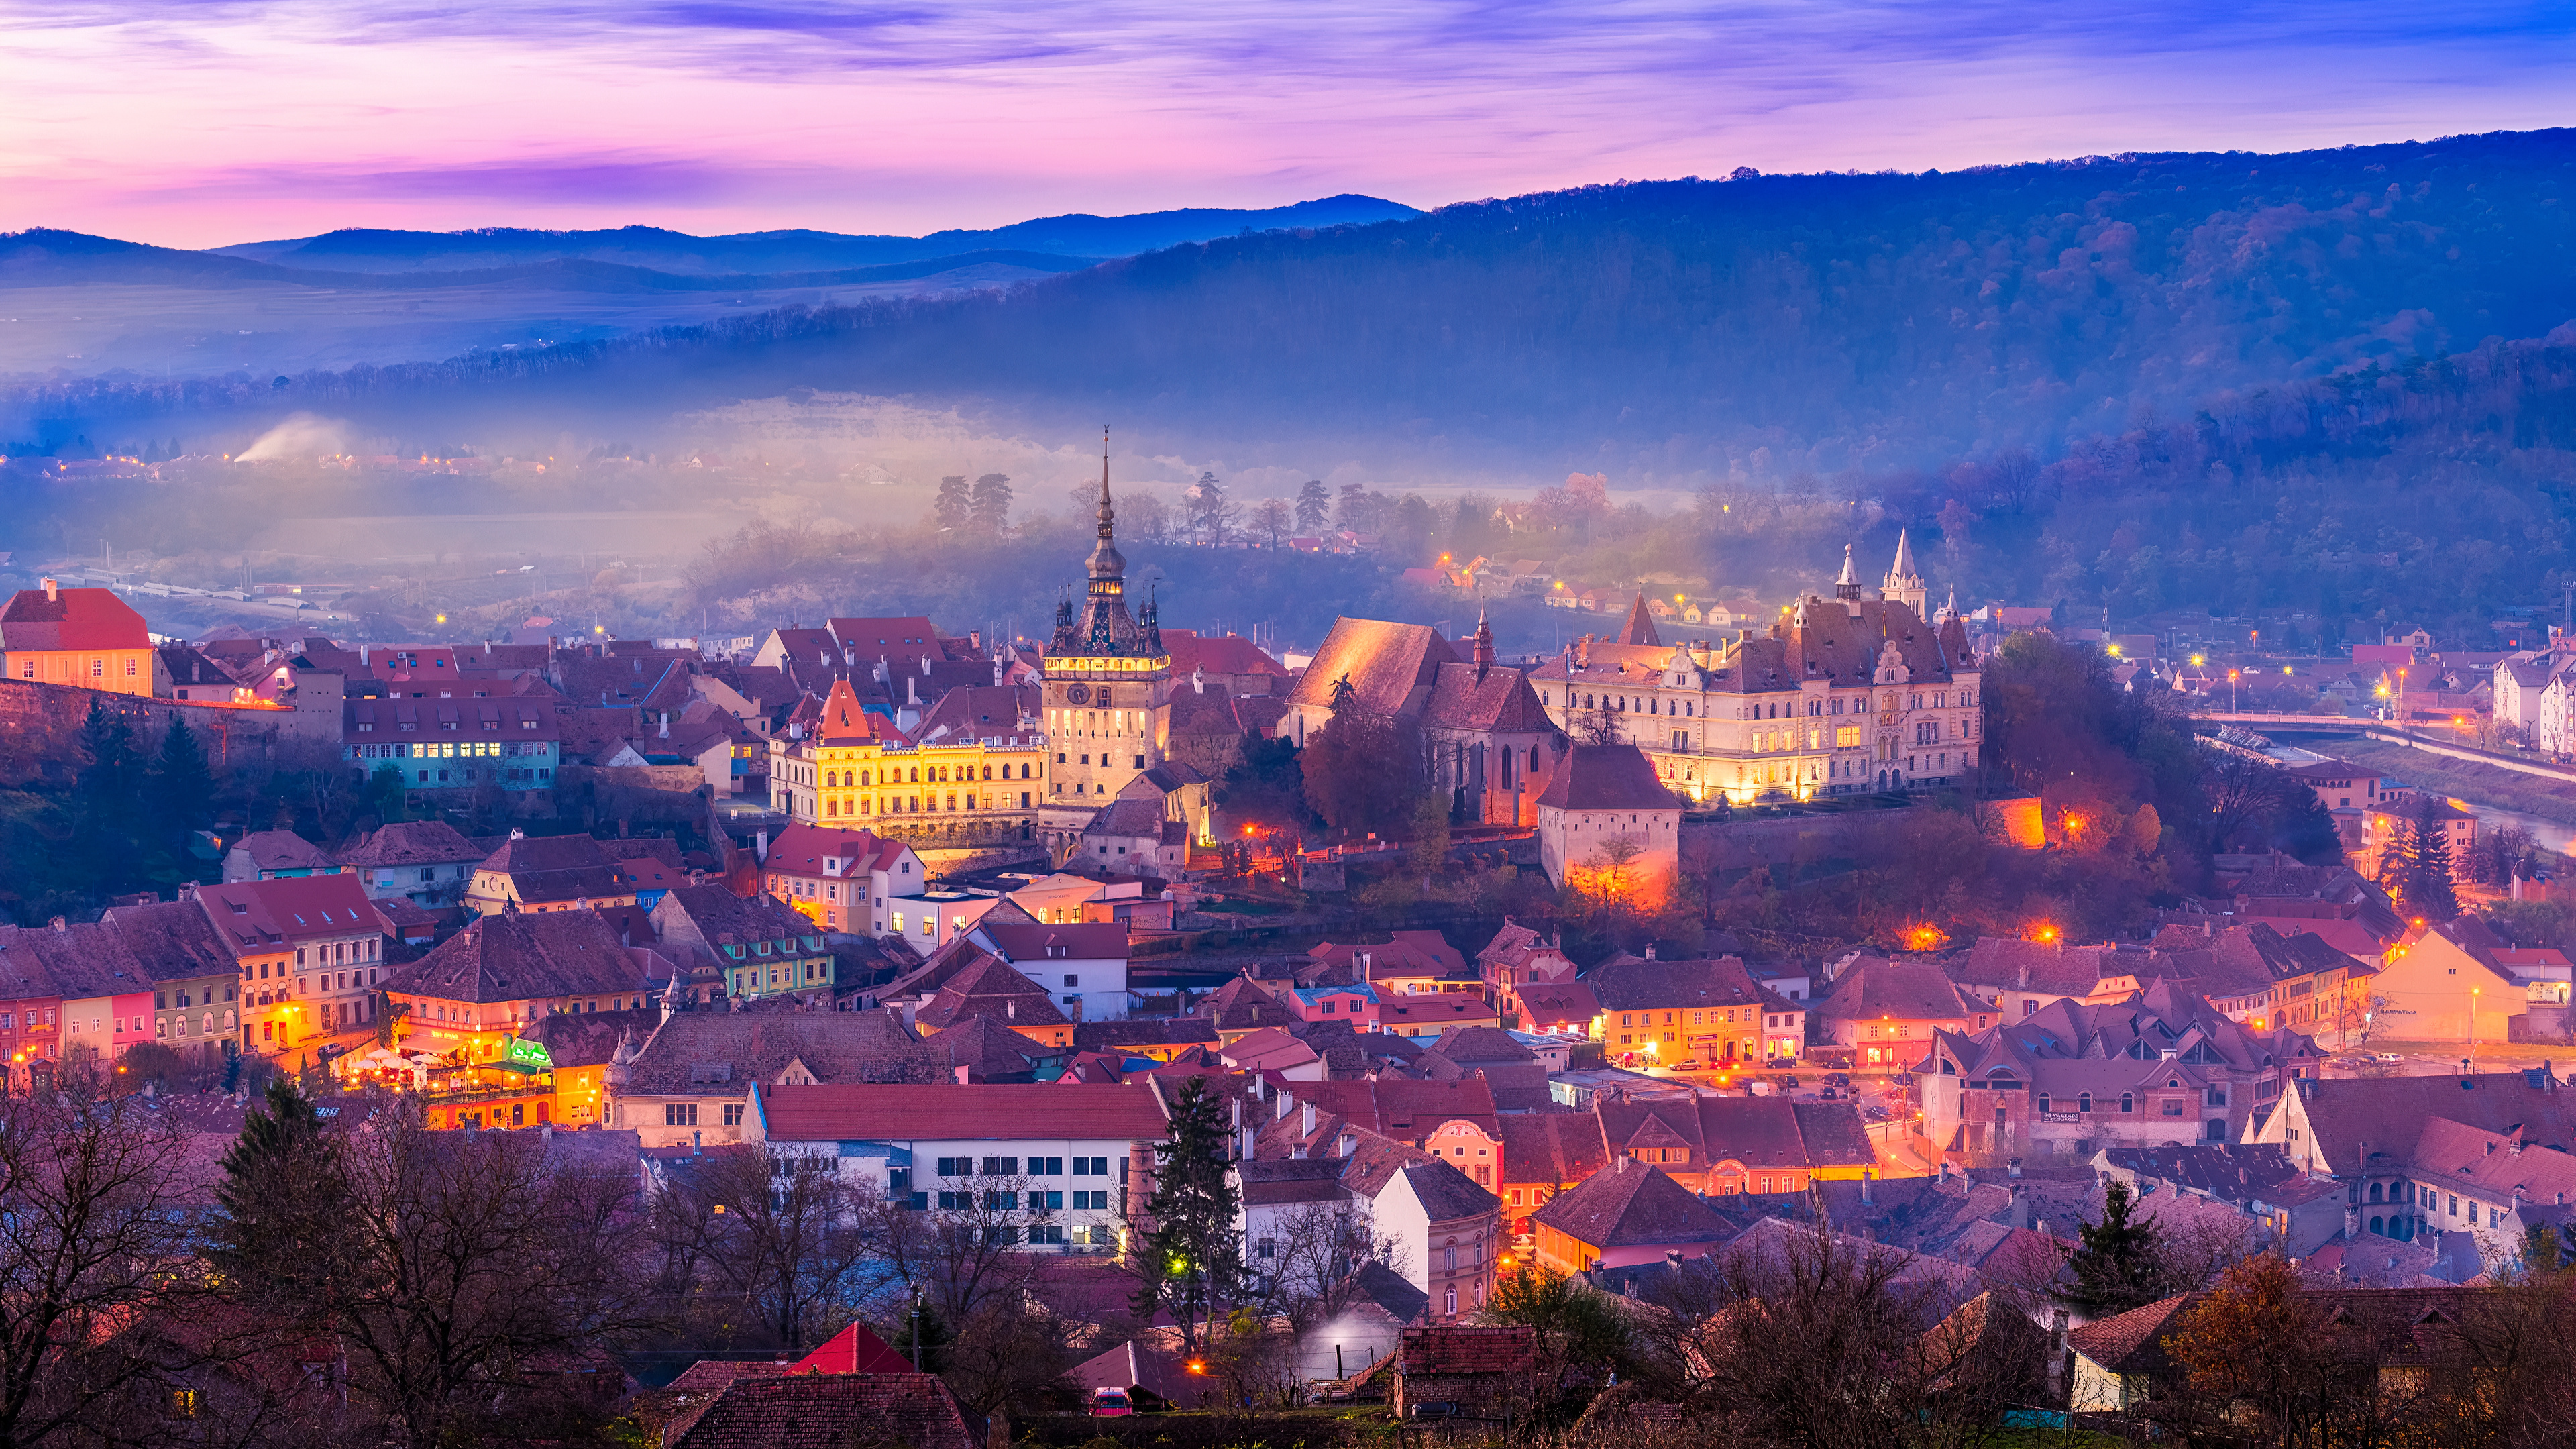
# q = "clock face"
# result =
<box><xmin>1065</xmin><ymin>683</ymin><xmax>1091</xmax><ymax>706</ymax></box>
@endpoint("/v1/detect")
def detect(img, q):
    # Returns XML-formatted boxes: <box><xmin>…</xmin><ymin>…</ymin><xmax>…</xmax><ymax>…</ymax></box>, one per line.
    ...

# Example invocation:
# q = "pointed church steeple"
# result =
<box><xmin>1883</xmin><ymin>530</ymin><xmax>1927</xmax><ymax>617</ymax></box>
<box><xmin>1834</xmin><ymin>544</ymin><xmax>1861</xmax><ymax>602</ymax></box>
<box><xmin>1471</xmin><ymin>598</ymin><xmax>1495</xmax><ymax>676</ymax></box>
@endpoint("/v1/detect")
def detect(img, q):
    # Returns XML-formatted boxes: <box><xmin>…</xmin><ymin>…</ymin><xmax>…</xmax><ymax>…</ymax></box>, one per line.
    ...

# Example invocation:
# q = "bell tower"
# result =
<box><xmin>1038</xmin><ymin>428</ymin><xmax>1175</xmax><ymax>864</ymax></box>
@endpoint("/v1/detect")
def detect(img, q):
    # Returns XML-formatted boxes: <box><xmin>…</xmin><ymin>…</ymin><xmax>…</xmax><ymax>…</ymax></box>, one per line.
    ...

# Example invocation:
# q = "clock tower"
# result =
<box><xmin>1038</xmin><ymin>431</ymin><xmax>1175</xmax><ymax>863</ymax></box>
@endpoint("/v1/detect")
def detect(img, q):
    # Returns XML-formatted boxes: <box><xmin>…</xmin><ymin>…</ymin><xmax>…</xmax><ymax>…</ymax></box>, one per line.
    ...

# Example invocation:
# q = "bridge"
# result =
<box><xmin>2188</xmin><ymin>713</ymin><xmax>2576</xmax><ymax>787</ymax></box>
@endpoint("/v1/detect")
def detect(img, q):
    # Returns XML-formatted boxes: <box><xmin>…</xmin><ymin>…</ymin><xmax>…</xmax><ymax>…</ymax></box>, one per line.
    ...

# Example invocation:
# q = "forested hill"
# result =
<box><xmin>14</xmin><ymin>130</ymin><xmax>2576</xmax><ymax>482</ymax></box>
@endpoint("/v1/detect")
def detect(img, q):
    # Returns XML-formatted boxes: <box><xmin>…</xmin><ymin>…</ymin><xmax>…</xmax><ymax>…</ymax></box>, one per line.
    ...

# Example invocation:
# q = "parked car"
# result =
<box><xmin>2375</xmin><ymin>1053</ymin><xmax>2404</xmax><ymax>1063</ymax></box>
<box><xmin>1089</xmin><ymin>1389</ymin><xmax>1133</xmax><ymax>1417</ymax></box>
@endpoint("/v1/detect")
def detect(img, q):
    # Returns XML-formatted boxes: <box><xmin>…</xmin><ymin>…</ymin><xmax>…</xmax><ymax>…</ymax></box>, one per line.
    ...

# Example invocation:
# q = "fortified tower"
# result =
<box><xmin>1038</xmin><ymin>431</ymin><xmax>1175</xmax><ymax>863</ymax></box>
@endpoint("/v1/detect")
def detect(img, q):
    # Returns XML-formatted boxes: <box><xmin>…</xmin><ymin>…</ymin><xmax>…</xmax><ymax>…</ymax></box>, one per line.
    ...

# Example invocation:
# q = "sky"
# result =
<box><xmin>4</xmin><ymin>1</ymin><xmax>2571</xmax><ymax>249</ymax></box>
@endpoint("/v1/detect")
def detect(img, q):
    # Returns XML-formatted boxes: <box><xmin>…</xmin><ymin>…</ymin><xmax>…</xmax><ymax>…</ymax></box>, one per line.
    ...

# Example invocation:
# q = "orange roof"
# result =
<box><xmin>815</xmin><ymin>678</ymin><xmax>906</xmax><ymax>744</ymax></box>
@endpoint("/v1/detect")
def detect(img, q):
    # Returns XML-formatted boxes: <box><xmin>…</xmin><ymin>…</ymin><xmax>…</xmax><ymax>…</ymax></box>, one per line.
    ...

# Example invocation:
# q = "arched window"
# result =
<box><xmin>2120</xmin><ymin>1093</ymin><xmax>2135</xmax><ymax>1114</ymax></box>
<box><xmin>2078</xmin><ymin>1093</ymin><xmax>2092</xmax><ymax>1114</ymax></box>
<box><xmin>2370</xmin><ymin>1182</ymin><xmax>2383</xmax><ymax>1202</ymax></box>
<box><xmin>2035</xmin><ymin>1093</ymin><xmax>2051</xmax><ymax>1114</ymax></box>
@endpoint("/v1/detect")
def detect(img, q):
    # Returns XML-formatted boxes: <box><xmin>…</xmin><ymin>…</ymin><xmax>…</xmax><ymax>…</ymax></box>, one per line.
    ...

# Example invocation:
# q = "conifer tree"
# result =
<box><xmin>968</xmin><ymin>472</ymin><xmax>1013</xmax><ymax>533</ymax></box>
<box><xmin>2061</xmin><ymin>1179</ymin><xmax>2171</xmax><ymax>1318</ymax></box>
<box><xmin>213</xmin><ymin>1077</ymin><xmax>344</xmax><ymax>1297</ymax></box>
<box><xmin>933</xmin><ymin>474</ymin><xmax>971</xmax><ymax>531</ymax></box>
<box><xmin>148</xmin><ymin>714</ymin><xmax>215</xmax><ymax>843</ymax></box>
<box><xmin>1130</xmin><ymin>1077</ymin><xmax>1242</xmax><ymax>1352</ymax></box>
<box><xmin>1294</xmin><ymin>478</ymin><xmax>1330</xmax><ymax>535</ymax></box>
<box><xmin>2402</xmin><ymin>796</ymin><xmax>2461</xmax><ymax>922</ymax></box>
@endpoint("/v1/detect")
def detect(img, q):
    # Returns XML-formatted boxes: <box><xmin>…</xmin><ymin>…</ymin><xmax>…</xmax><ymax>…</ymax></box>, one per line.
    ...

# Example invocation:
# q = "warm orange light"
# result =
<box><xmin>1905</xmin><ymin>925</ymin><xmax>1946</xmax><ymax>951</ymax></box>
<box><xmin>2024</xmin><ymin>922</ymin><xmax>2060</xmax><ymax>943</ymax></box>
<box><xmin>1185</xmin><ymin>1359</ymin><xmax>1208</xmax><ymax>1375</ymax></box>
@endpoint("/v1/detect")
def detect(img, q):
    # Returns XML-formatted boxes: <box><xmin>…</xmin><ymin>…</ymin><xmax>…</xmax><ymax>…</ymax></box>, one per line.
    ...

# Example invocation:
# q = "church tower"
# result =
<box><xmin>1883</xmin><ymin>530</ymin><xmax>1928</xmax><ymax>619</ymax></box>
<box><xmin>1039</xmin><ymin>429</ymin><xmax>1175</xmax><ymax>863</ymax></box>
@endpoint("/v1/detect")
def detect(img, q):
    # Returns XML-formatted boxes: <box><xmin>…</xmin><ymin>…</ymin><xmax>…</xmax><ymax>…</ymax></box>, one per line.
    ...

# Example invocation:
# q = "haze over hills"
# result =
<box><xmin>207</xmin><ymin>195</ymin><xmax>1425</xmax><ymax>274</ymax></box>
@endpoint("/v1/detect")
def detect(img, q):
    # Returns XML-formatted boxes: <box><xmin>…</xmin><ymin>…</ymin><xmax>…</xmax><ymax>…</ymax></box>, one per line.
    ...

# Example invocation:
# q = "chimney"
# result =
<box><xmin>1644</xmin><ymin>943</ymin><xmax>1657</xmax><ymax>961</ymax></box>
<box><xmin>756</xmin><ymin>830</ymin><xmax>769</xmax><ymax>861</ymax></box>
<box><xmin>2007</xmin><ymin>1157</ymin><xmax>2023</xmax><ymax>1178</ymax></box>
<box><xmin>2018</xmin><ymin>962</ymin><xmax>2029</xmax><ymax>989</ymax></box>
<box><xmin>659</xmin><ymin>711</ymin><xmax>669</xmax><ymax>739</ymax></box>
<box><xmin>1665</xmin><ymin>1248</ymin><xmax>1683</xmax><ymax>1267</ymax></box>
<box><xmin>1860</xmin><ymin>1170</ymin><xmax>1873</xmax><ymax>1205</ymax></box>
<box><xmin>1006</xmin><ymin>1000</ymin><xmax>1016</xmax><ymax>1020</ymax></box>
<box><xmin>40</xmin><ymin>578</ymin><xmax>56</xmax><ymax>602</ymax></box>
<box><xmin>955</xmin><ymin>1064</ymin><xmax>971</xmax><ymax>1085</ymax></box>
<box><xmin>1338</xmin><ymin>1133</ymin><xmax>1355</xmax><ymax>1157</ymax></box>
<box><xmin>1302</xmin><ymin>1102</ymin><xmax>1316</xmax><ymax>1136</ymax></box>
<box><xmin>2046</xmin><ymin>1310</ymin><xmax>2069</xmax><ymax>1400</ymax></box>
<box><xmin>692</xmin><ymin>1131</ymin><xmax>702</xmax><ymax>1155</ymax></box>
<box><xmin>48</xmin><ymin>916</ymin><xmax>64</xmax><ymax>932</ymax></box>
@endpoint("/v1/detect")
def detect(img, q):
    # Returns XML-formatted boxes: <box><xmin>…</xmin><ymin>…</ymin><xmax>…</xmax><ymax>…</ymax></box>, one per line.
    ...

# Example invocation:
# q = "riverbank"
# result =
<box><xmin>2318</xmin><ymin>735</ymin><xmax>2576</xmax><ymax>833</ymax></box>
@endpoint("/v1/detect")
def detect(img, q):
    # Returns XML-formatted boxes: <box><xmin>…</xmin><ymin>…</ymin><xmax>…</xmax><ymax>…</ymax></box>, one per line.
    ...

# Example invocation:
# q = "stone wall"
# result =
<box><xmin>0</xmin><ymin>676</ymin><xmax>312</xmax><ymax>786</ymax></box>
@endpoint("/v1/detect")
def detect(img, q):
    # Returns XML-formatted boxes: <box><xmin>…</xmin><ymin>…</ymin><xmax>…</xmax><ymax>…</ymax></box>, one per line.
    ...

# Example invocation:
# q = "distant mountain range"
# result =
<box><xmin>204</xmin><ymin>195</ymin><xmax>1424</xmax><ymax>274</ymax></box>
<box><xmin>0</xmin><ymin>228</ymin><xmax>1104</xmax><ymax>292</ymax></box>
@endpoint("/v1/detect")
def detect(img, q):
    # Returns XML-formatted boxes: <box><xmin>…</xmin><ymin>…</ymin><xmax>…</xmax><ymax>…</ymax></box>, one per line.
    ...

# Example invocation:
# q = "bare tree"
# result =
<box><xmin>647</xmin><ymin>1146</ymin><xmax>876</xmax><ymax>1354</ymax></box>
<box><xmin>1245</xmin><ymin>1200</ymin><xmax>1398</xmax><ymax>1335</ymax></box>
<box><xmin>0</xmin><ymin>1083</ymin><xmax>197</xmax><ymax>1449</ymax></box>
<box><xmin>859</xmin><ymin>1173</ymin><xmax>1056</xmax><ymax>1328</ymax></box>
<box><xmin>1248</xmin><ymin>498</ymin><xmax>1291</xmax><ymax>550</ymax></box>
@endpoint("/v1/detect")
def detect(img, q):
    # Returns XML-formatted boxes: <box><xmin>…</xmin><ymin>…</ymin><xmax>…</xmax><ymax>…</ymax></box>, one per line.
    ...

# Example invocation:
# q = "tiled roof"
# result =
<box><xmin>1535</xmin><ymin>745</ymin><xmax>1678</xmax><ymax>812</ymax></box>
<box><xmin>1399</xmin><ymin>1158</ymin><xmax>1500</xmax><ymax>1222</ymax></box>
<box><xmin>1515</xmin><ymin>979</ymin><xmax>1602</xmax><ymax>1028</ymax></box>
<box><xmin>1587</xmin><ymin>956</ymin><xmax>1787</xmax><ymax>1013</ymax></box>
<box><xmin>228</xmin><ymin>830</ymin><xmax>338</xmax><ymax>873</ymax></box>
<box><xmin>914</xmin><ymin>956</ymin><xmax>1069</xmax><ymax>1032</ymax></box>
<box><xmin>666</xmin><ymin>1373</ymin><xmax>976</xmax><ymax>1449</ymax></box>
<box><xmin>1071</xmin><ymin>1018</ymin><xmax>1220</xmax><ymax>1052</ymax></box>
<box><xmin>1381</xmin><ymin>997</ymin><xmax>1497</xmax><ymax>1029</ymax></box>
<box><xmin>1397</xmin><ymin>1325</ymin><xmax>1535</xmax><ymax>1375</ymax></box>
<box><xmin>654</xmin><ymin>885</ymin><xmax>820</xmax><ymax>949</ymax></box>
<box><xmin>0</xmin><ymin>585</ymin><xmax>147</xmax><ymax>651</ymax></box>
<box><xmin>1285</xmin><ymin>619</ymin><xmax>1456</xmax><ymax>716</ymax></box>
<box><xmin>1287</xmin><ymin>1077</ymin><xmax>1500</xmax><ymax>1140</ymax></box>
<box><xmin>196</xmin><ymin>874</ymin><xmax>384</xmax><ymax>954</ymax></box>
<box><xmin>1789</xmin><ymin>1100</ymin><xmax>1877</xmax><ymax>1169</ymax></box>
<box><xmin>622</xmin><ymin>1008</ymin><xmax>935</xmax><ymax>1095</ymax></box>
<box><xmin>2064</xmin><ymin>1294</ymin><xmax>2195</xmax><ymax>1373</ymax></box>
<box><xmin>1817</xmin><ymin>960</ymin><xmax>1981</xmax><ymax>1023</ymax></box>
<box><xmin>1194</xmin><ymin>975</ymin><xmax>1296</xmax><ymax>1032</ymax></box>
<box><xmin>761</xmin><ymin>823</ymin><xmax>914</xmax><ymax>877</ymax></box>
<box><xmin>757</xmin><ymin>1082</ymin><xmax>1170</xmax><ymax>1142</ymax></box>
<box><xmin>337</xmin><ymin>820</ymin><xmax>484</xmax><ymax>869</ymax></box>
<box><xmin>1496</xmin><ymin>1112</ymin><xmax>1608</xmax><ymax>1186</ymax></box>
<box><xmin>1530</xmin><ymin>1158</ymin><xmax>1729</xmax><ymax>1249</ymax></box>
<box><xmin>1163</xmin><ymin>630</ymin><xmax>1291</xmax><ymax>681</ymax></box>
<box><xmin>1420</xmin><ymin>661</ymin><xmax>1553</xmax><ymax>733</ymax></box>
<box><xmin>384</xmin><ymin>910</ymin><xmax>645</xmax><ymax>1004</ymax></box>
<box><xmin>932</xmin><ymin>1014</ymin><xmax>1054</xmax><ymax>1079</ymax></box>
<box><xmin>1424</xmin><ymin>1026</ymin><xmax>1536</xmax><ymax>1066</ymax></box>
<box><xmin>101</xmin><ymin>897</ymin><xmax>239</xmax><ymax>983</ymax></box>
<box><xmin>2282</xmin><ymin>1072</ymin><xmax>2576</xmax><ymax>1176</ymax></box>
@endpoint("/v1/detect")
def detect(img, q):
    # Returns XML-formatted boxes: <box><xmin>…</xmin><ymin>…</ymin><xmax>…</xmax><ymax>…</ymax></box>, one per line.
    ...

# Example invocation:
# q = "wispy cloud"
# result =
<box><xmin>3</xmin><ymin>1</ymin><xmax>2569</xmax><ymax>245</ymax></box>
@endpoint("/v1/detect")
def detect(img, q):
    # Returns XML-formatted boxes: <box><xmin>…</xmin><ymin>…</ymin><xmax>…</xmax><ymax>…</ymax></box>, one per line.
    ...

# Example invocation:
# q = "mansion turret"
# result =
<box><xmin>1534</xmin><ymin>535</ymin><xmax>1981</xmax><ymax>804</ymax></box>
<box><xmin>1038</xmin><ymin>435</ymin><xmax>1178</xmax><ymax>861</ymax></box>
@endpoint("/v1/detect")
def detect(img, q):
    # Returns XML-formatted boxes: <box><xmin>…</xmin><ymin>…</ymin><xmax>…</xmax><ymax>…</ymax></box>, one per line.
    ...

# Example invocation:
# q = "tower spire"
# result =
<box><xmin>1097</xmin><ymin>425</ymin><xmax>1115</xmax><ymax>543</ymax></box>
<box><xmin>1472</xmin><ymin>596</ymin><xmax>1495</xmax><ymax>675</ymax></box>
<box><xmin>1834</xmin><ymin>543</ymin><xmax>1860</xmax><ymax>602</ymax></box>
<box><xmin>1882</xmin><ymin>529</ymin><xmax>1927</xmax><ymax>616</ymax></box>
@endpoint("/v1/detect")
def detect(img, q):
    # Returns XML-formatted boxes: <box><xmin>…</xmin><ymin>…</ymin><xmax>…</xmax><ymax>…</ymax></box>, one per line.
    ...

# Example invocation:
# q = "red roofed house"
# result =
<box><xmin>194</xmin><ymin>875</ymin><xmax>390</xmax><ymax>1055</ymax></box>
<box><xmin>0</xmin><ymin>578</ymin><xmax>154</xmax><ymax>696</ymax></box>
<box><xmin>1815</xmin><ymin>958</ymin><xmax>1988</xmax><ymax>1067</ymax></box>
<box><xmin>758</xmin><ymin>822</ymin><xmax>926</xmax><ymax>938</ymax></box>
<box><xmin>748</xmin><ymin>1082</ymin><xmax>1173</xmax><ymax>1253</ymax></box>
<box><xmin>665</xmin><ymin>1374</ymin><xmax>977</xmax><ymax>1449</ymax></box>
<box><xmin>1391</xmin><ymin>1326</ymin><xmax>1536</xmax><ymax>1420</ymax></box>
<box><xmin>1529</xmin><ymin>1157</ymin><xmax>1731</xmax><ymax>1273</ymax></box>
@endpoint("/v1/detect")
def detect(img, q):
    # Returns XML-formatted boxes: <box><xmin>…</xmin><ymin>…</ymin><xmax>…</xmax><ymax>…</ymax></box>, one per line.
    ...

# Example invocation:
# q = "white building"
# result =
<box><xmin>745</xmin><ymin>1081</ymin><xmax>1172</xmax><ymax>1252</ymax></box>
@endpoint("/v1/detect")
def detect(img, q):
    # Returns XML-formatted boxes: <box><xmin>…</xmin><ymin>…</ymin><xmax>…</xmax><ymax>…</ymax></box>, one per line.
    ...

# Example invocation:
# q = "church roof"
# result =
<box><xmin>1613</xmin><ymin>592</ymin><xmax>1663</xmax><ymax>647</ymax></box>
<box><xmin>1285</xmin><ymin>619</ymin><xmax>1457</xmax><ymax>716</ymax></box>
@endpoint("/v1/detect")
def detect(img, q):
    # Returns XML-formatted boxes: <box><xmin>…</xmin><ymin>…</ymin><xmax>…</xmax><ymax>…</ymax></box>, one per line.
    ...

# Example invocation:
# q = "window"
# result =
<box><xmin>984</xmin><ymin>1191</ymin><xmax>1016</xmax><ymax>1210</ymax></box>
<box><xmin>937</xmin><ymin>1191</ymin><xmax>969</xmax><ymax>1210</ymax></box>
<box><xmin>2162</xmin><ymin>1099</ymin><xmax>2184</xmax><ymax>1116</ymax></box>
<box><xmin>1031</xmin><ymin>1156</ymin><xmax>1063</xmax><ymax>1175</ymax></box>
<box><xmin>1073</xmin><ymin>1155</ymin><xmax>1109</xmax><ymax>1175</ymax></box>
<box><xmin>723</xmin><ymin>1102</ymin><xmax>744</xmax><ymax>1126</ymax></box>
<box><xmin>664</xmin><ymin>1103</ymin><xmax>698</xmax><ymax>1126</ymax></box>
<box><xmin>1073</xmin><ymin>1190</ymin><xmax>1109</xmax><ymax>1210</ymax></box>
<box><xmin>2120</xmin><ymin>1093</ymin><xmax>2135</xmax><ymax>1114</ymax></box>
<box><xmin>981</xmin><ymin>1156</ymin><xmax>1018</xmax><ymax>1175</ymax></box>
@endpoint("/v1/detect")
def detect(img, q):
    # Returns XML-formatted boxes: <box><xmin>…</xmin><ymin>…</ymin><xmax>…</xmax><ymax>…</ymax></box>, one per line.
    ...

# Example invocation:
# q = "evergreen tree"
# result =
<box><xmin>73</xmin><ymin>698</ymin><xmax>145</xmax><ymax>888</ymax></box>
<box><xmin>2061</xmin><ymin>1179</ymin><xmax>2171</xmax><ymax>1318</ymax></box>
<box><xmin>213</xmin><ymin>1077</ymin><xmax>344</xmax><ymax>1297</ymax></box>
<box><xmin>148</xmin><ymin>714</ymin><xmax>215</xmax><ymax>843</ymax></box>
<box><xmin>1294</xmin><ymin>478</ymin><xmax>1330</xmax><ymax>535</ymax></box>
<box><xmin>968</xmin><ymin>472</ymin><xmax>1013</xmax><ymax>533</ymax></box>
<box><xmin>2402</xmin><ymin>796</ymin><xmax>2462</xmax><ymax>922</ymax></box>
<box><xmin>933</xmin><ymin>474</ymin><xmax>971</xmax><ymax>531</ymax></box>
<box><xmin>1130</xmin><ymin>1077</ymin><xmax>1242</xmax><ymax>1352</ymax></box>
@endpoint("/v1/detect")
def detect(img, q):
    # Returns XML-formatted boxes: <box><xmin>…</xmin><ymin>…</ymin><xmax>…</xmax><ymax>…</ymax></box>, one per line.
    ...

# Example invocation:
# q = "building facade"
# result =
<box><xmin>1530</xmin><ymin>539</ymin><xmax>1982</xmax><ymax>803</ymax></box>
<box><xmin>0</xmin><ymin>580</ymin><xmax>154</xmax><ymax>696</ymax></box>
<box><xmin>769</xmin><ymin>678</ymin><xmax>1044</xmax><ymax>846</ymax></box>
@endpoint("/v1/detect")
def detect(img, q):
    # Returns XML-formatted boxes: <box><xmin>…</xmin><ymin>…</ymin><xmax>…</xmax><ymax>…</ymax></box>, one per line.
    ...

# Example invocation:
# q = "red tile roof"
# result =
<box><xmin>0</xmin><ymin>585</ymin><xmax>147</xmax><ymax>651</ymax></box>
<box><xmin>1397</xmin><ymin>1325</ymin><xmax>1535</xmax><ymax>1375</ymax></box>
<box><xmin>1536</xmin><ymin>745</ymin><xmax>1680</xmax><ymax>812</ymax></box>
<box><xmin>195</xmin><ymin>874</ymin><xmax>384</xmax><ymax>955</ymax></box>
<box><xmin>666</xmin><ymin>1373</ymin><xmax>975</xmax><ymax>1449</ymax></box>
<box><xmin>787</xmin><ymin>1322</ymin><xmax>912</xmax><ymax>1375</ymax></box>
<box><xmin>756</xmin><ymin>1082</ymin><xmax>1170</xmax><ymax>1142</ymax></box>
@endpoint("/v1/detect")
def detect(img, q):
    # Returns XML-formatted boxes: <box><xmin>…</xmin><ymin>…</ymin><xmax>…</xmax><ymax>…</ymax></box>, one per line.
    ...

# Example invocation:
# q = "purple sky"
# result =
<box><xmin>5</xmin><ymin>1</ymin><xmax>2571</xmax><ymax>248</ymax></box>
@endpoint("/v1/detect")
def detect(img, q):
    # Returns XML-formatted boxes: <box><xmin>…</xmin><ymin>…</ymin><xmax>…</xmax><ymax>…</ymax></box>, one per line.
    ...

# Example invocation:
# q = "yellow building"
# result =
<box><xmin>0</xmin><ymin>580</ymin><xmax>156</xmax><ymax>696</ymax></box>
<box><xmin>771</xmin><ymin>679</ymin><xmax>1045</xmax><ymax>847</ymax></box>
